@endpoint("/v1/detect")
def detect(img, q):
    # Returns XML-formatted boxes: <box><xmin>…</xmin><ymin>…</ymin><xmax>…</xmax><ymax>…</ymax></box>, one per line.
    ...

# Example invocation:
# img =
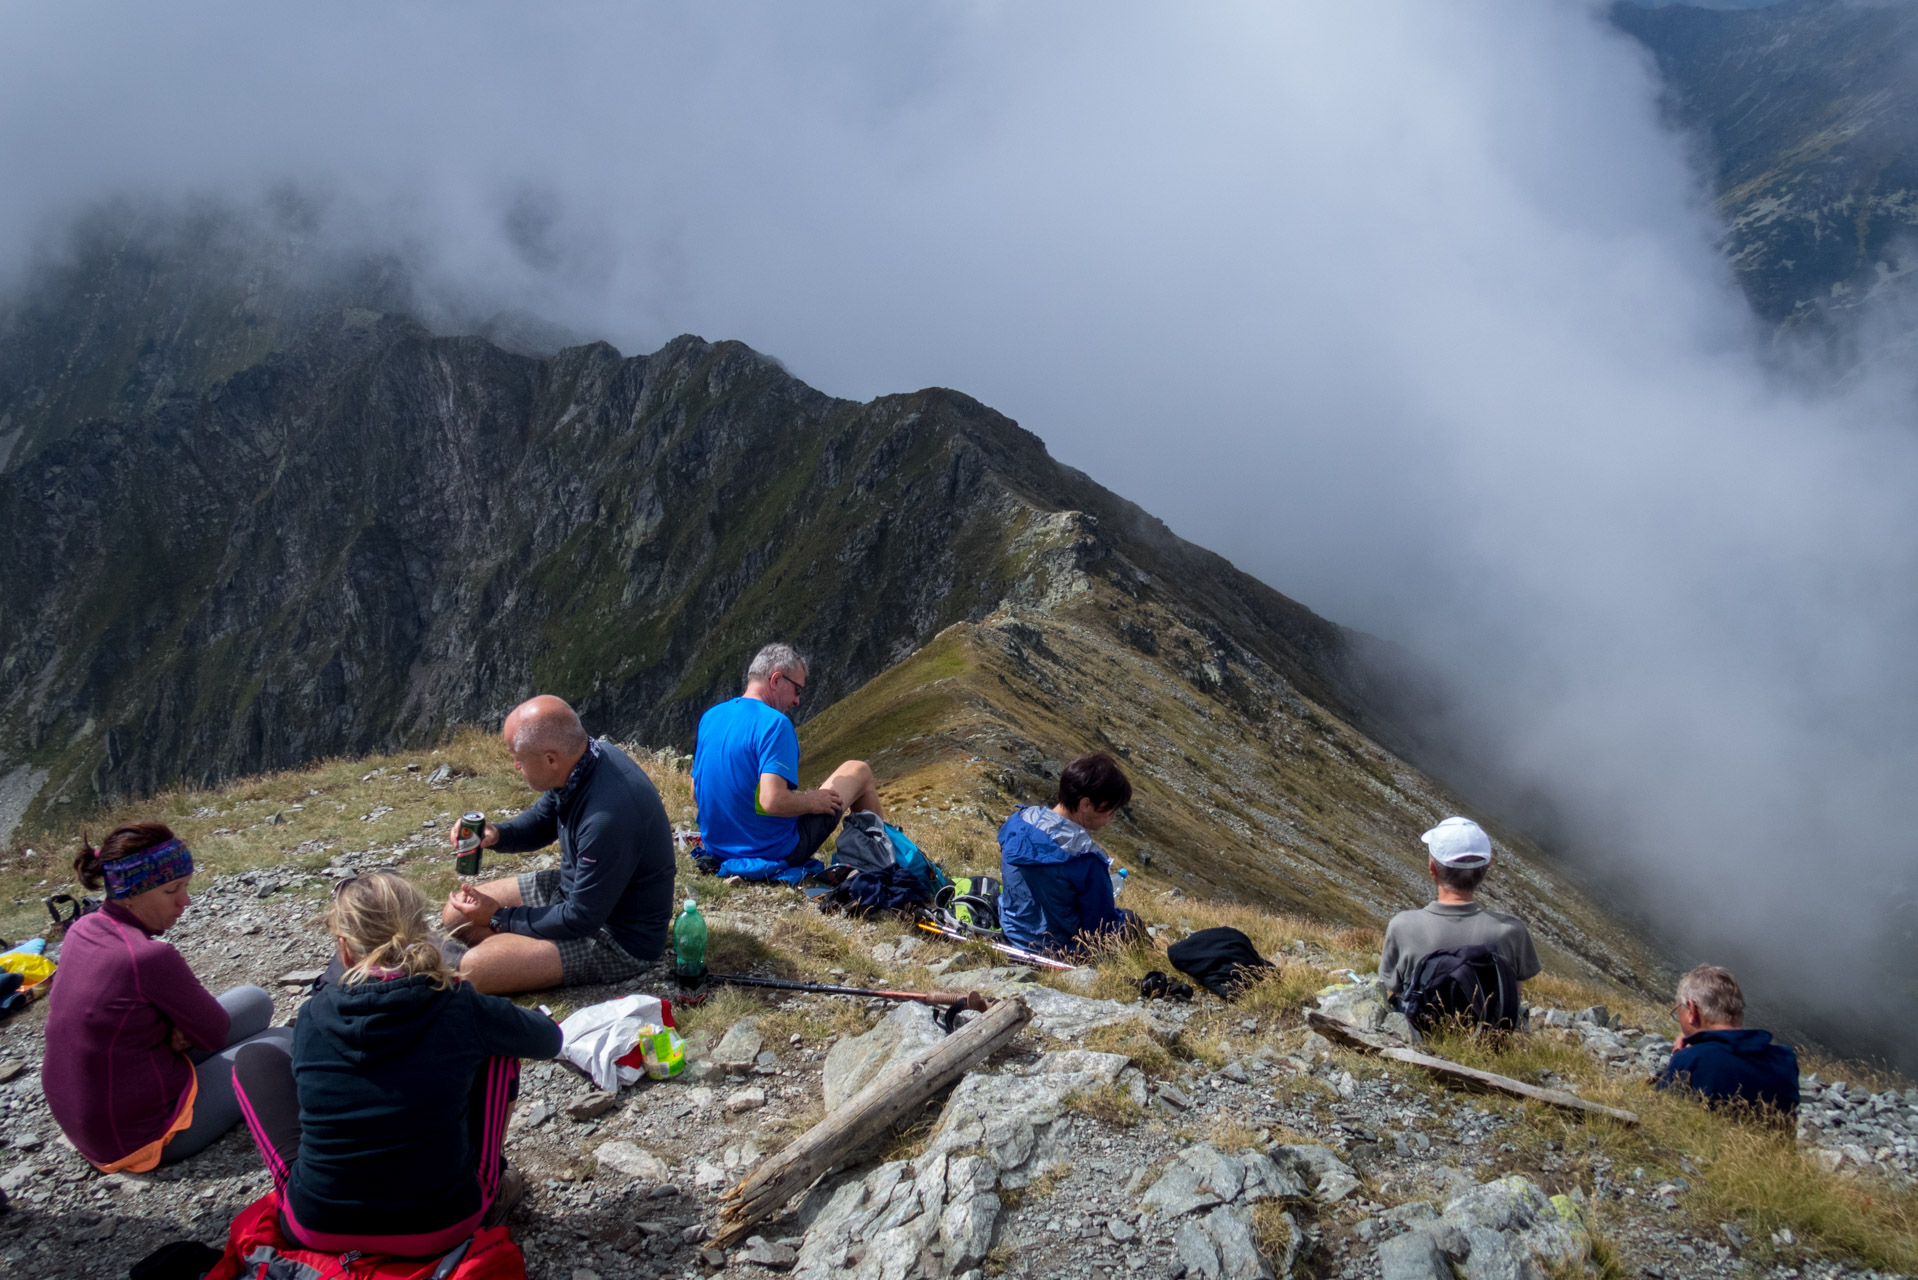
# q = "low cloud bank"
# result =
<box><xmin>4</xmin><ymin>2</ymin><xmax>1917</xmax><ymax>1055</ymax></box>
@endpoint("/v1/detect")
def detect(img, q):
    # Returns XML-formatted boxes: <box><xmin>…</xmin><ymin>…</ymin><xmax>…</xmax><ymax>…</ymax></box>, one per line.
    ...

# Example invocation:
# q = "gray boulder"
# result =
<box><xmin>922</xmin><ymin>1049</ymin><xmax>1140</xmax><ymax>1189</ymax></box>
<box><xmin>1272</xmin><ymin>1144</ymin><xmax>1362</xmax><ymax>1205</ymax></box>
<box><xmin>1314</xmin><ymin>980</ymin><xmax>1418</xmax><ymax>1043</ymax></box>
<box><xmin>714</xmin><ymin>1018</ymin><xmax>765</xmax><ymax>1072</ymax></box>
<box><xmin>793</xmin><ymin>1050</ymin><xmax>1146</xmax><ymax>1280</ymax></box>
<box><xmin>967</xmin><ymin>972</ymin><xmax>1175</xmax><ymax>1039</ymax></box>
<box><xmin>1377</xmin><ymin>1230</ymin><xmax>1453</xmax><ymax>1280</ymax></box>
<box><xmin>939</xmin><ymin>1190</ymin><xmax>1001</xmax><ymax>1272</ymax></box>
<box><xmin>1375</xmin><ymin>1175</ymin><xmax>1591</xmax><ymax>1280</ymax></box>
<box><xmin>793</xmin><ymin>1152</ymin><xmax>988</xmax><ymax>1280</ymax></box>
<box><xmin>1175</xmin><ymin>1206</ymin><xmax>1277</xmax><ymax>1280</ymax></box>
<box><xmin>593</xmin><ymin>1141</ymin><xmax>669</xmax><ymax>1184</ymax></box>
<box><xmin>1142</xmin><ymin>1144</ymin><xmax>1245</xmax><ymax>1220</ymax></box>
<box><xmin>822</xmin><ymin>1000</ymin><xmax>947</xmax><ymax>1110</ymax></box>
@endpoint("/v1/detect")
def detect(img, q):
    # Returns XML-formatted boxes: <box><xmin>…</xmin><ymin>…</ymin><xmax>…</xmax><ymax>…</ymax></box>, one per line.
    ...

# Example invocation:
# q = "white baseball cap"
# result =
<box><xmin>1421</xmin><ymin>816</ymin><xmax>1492</xmax><ymax>867</ymax></box>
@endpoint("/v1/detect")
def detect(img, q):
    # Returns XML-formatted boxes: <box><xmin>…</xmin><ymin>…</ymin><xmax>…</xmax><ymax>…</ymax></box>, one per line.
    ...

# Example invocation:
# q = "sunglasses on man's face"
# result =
<box><xmin>777</xmin><ymin>672</ymin><xmax>806</xmax><ymax>694</ymax></box>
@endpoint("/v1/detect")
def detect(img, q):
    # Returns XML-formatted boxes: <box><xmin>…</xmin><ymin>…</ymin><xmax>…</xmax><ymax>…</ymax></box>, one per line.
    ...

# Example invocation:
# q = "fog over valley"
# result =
<box><xmin>4</xmin><ymin>0</ymin><xmax>1918</xmax><ymax>1061</ymax></box>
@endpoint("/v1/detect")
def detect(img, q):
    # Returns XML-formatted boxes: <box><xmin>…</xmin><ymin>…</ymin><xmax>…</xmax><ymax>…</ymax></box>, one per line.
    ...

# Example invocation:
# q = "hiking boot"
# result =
<box><xmin>482</xmin><ymin>1167</ymin><xmax>525</xmax><ymax>1229</ymax></box>
<box><xmin>1137</xmin><ymin>970</ymin><xmax>1169</xmax><ymax>1000</ymax></box>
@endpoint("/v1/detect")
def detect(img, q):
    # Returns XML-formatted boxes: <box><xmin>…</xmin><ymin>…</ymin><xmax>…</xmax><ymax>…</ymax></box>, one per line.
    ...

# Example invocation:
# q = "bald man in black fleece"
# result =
<box><xmin>442</xmin><ymin>696</ymin><xmax>675</xmax><ymax>994</ymax></box>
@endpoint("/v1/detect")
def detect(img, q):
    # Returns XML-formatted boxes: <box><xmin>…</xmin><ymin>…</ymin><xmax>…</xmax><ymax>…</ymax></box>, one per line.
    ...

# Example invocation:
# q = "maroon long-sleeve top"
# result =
<box><xmin>42</xmin><ymin>901</ymin><xmax>229</xmax><ymax>1167</ymax></box>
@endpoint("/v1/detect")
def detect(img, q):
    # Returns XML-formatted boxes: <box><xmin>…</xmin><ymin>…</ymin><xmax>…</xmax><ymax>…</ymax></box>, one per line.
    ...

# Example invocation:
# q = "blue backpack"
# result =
<box><xmin>833</xmin><ymin>813</ymin><xmax>944</xmax><ymax>900</ymax></box>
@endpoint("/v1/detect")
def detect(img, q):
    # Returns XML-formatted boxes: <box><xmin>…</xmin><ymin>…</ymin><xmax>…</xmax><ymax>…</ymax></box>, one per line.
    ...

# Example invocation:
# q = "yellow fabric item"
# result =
<box><xmin>0</xmin><ymin>951</ymin><xmax>54</xmax><ymax>989</ymax></box>
<box><xmin>95</xmin><ymin>1071</ymin><xmax>198</xmax><ymax>1174</ymax></box>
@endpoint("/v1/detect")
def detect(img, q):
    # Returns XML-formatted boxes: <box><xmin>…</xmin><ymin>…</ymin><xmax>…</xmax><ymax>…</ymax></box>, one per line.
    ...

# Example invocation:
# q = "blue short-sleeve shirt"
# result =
<box><xmin>692</xmin><ymin>697</ymin><xmax>802</xmax><ymax>863</ymax></box>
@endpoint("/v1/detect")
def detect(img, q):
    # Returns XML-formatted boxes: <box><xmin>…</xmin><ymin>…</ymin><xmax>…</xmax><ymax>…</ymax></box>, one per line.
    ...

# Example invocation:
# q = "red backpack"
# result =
<box><xmin>204</xmin><ymin>1193</ymin><xmax>527</xmax><ymax>1280</ymax></box>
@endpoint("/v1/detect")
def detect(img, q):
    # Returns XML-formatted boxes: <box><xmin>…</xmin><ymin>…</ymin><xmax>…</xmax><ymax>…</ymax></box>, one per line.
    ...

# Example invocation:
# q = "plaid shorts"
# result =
<box><xmin>515</xmin><ymin>870</ymin><xmax>658</xmax><ymax>988</ymax></box>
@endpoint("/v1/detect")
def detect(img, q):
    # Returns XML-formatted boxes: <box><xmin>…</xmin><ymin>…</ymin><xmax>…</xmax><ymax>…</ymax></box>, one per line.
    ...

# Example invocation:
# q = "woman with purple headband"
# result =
<box><xmin>42</xmin><ymin>822</ymin><xmax>292</xmax><ymax>1171</ymax></box>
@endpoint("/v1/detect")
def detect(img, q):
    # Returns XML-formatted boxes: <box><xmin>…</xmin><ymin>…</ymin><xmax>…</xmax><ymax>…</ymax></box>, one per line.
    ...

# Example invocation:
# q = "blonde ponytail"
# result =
<box><xmin>327</xmin><ymin>871</ymin><xmax>456</xmax><ymax>990</ymax></box>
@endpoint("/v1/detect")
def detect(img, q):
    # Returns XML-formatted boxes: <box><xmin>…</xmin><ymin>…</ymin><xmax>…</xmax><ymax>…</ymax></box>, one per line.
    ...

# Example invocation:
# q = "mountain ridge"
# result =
<box><xmin>0</xmin><ymin>229</ymin><xmax>1663</xmax><ymax>999</ymax></box>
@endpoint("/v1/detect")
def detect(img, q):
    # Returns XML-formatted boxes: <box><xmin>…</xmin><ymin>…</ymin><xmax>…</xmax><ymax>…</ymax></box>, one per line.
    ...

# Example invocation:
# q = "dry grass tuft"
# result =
<box><xmin>1023</xmin><ymin>1163</ymin><xmax>1073</xmax><ymax>1201</ymax></box>
<box><xmin>1250</xmin><ymin>1202</ymin><xmax>1297</xmax><ymax>1271</ymax></box>
<box><xmin>1206</xmin><ymin>1119</ymin><xmax>1269</xmax><ymax>1152</ymax></box>
<box><xmin>1079</xmin><ymin>1018</ymin><xmax>1183</xmax><ymax>1078</ymax></box>
<box><xmin>768</xmin><ymin>910</ymin><xmax>880</xmax><ymax>978</ymax></box>
<box><xmin>669</xmin><ymin>985</ymin><xmax>765</xmax><ymax>1044</ymax></box>
<box><xmin>1063</xmin><ymin>1083</ymin><xmax>1147</xmax><ymax>1127</ymax></box>
<box><xmin>1230</xmin><ymin>964</ymin><xmax>1335</xmax><ymax>1020</ymax></box>
<box><xmin>758</xmin><ymin>1000</ymin><xmax>880</xmax><ymax>1047</ymax></box>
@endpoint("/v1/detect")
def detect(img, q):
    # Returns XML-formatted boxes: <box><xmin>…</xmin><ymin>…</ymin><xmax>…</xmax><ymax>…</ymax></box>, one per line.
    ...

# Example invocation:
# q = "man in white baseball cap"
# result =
<box><xmin>1378</xmin><ymin>815</ymin><xmax>1541</xmax><ymax>997</ymax></box>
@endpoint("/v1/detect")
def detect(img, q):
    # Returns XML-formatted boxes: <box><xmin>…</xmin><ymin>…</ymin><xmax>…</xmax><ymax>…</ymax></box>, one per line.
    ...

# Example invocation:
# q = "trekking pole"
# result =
<box><xmin>913</xmin><ymin>917</ymin><xmax>1075</xmax><ymax>971</ymax></box>
<box><xmin>698</xmin><ymin>972</ymin><xmax>989</xmax><ymax>1032</ymax></box>
<box><xmin>702</xmin><ymin>971</ymin><xmax>985</xmax><ymax>1007</ymax></box>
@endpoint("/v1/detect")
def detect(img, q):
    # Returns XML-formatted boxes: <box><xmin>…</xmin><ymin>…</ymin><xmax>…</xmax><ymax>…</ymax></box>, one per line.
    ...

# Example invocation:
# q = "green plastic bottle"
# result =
<box><xmin>673</xmin><ymin>898</ymin><xmax>707</xmax><ymax>987</ymax></box>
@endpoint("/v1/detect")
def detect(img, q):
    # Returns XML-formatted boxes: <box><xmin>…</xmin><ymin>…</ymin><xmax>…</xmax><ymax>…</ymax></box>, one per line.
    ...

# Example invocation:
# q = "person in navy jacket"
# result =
<box><xmin>440</xmin><ymin>695</ymin><xmax>674</xmax><ymax>993</ymax></box>
<box><xmin>997</xmin><ymin>753</ymin><xmax>1141</xmax><ymax>957</ymax></box>
<box><xmin>1656</xmin><ymin>964</ymin><xmax>1799</xmax><ymax>1116</ymax></box>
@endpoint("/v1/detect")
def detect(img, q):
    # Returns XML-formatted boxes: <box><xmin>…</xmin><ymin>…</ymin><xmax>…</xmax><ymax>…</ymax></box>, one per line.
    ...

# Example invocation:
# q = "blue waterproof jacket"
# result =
<box><xmin>997</xmin><ymin>806</ymin><xmax>1124</xmax><ymax>955</ymax></box>
<box><xmin>1655</xmin><ymin>1028</ymin><xmax>1800</xmax><ymax>1114</ymax></box>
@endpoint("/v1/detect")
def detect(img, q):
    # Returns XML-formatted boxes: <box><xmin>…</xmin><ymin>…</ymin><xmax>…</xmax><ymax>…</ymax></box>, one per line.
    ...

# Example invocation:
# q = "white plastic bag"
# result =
<box><xmin>558</xmin><ymin>993</ymin><xmax>671</xmax><ymax>1091</ymax></box>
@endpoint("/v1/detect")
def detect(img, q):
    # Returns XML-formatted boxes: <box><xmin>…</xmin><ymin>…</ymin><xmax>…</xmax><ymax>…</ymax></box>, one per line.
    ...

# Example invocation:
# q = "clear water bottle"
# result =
<box><xmin>1111</xmin><ymin>866</ymin><xmax>1129</xmax><ymax>899</ymax></box>
<box><xmin>673</xmin><ymin>898</ymin><xmax>707</xmax><ymax>987</ymax></box>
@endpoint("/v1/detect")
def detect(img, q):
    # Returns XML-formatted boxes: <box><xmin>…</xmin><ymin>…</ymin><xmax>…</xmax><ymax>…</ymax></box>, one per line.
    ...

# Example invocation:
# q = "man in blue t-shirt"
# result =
<box><xmin>690</xmin><ymin>643</ymin><xmax>885</xmax><ymax>883</ymax></box>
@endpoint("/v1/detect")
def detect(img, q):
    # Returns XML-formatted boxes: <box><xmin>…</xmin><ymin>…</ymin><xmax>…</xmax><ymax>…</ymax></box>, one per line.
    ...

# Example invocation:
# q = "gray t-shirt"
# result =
<box><xmin>1379</xmin><ymin>901</ymin><xmax>1541</xmax><ymax>994</ymax></box>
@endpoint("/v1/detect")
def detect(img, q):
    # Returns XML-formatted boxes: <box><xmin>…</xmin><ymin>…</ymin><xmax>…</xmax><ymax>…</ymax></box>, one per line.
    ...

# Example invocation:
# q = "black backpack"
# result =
<box><xmin>47</xmin><ymin>893</ymin><xmax>102</xmax><ymax>928</ymax></box>
<box><xmin>1166</xmin><ymin>927</ymin><xmax>1276</xmax><ymax>999</ymax></box>
<box><xmin>1395</xmin><ymin>944</ymin><xmax>1520</xmax><ymax>1032</ymax></box>
<box><xmin>831</xmin><ymin>812</ymin><xmax>900</xmax><ymax>875</ymax></box>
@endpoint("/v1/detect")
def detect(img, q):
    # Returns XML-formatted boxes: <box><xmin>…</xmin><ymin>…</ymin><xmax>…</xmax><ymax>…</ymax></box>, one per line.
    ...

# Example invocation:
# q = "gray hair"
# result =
<box><xmin>1677</xmin><ymin>964</ymin><xmax>1745</xmax><ymax>1026</ymax></box>
<box><xmin>747</xmin><ymin>643</ymin><xmax>805</xmax><ymax>685</ymax></box>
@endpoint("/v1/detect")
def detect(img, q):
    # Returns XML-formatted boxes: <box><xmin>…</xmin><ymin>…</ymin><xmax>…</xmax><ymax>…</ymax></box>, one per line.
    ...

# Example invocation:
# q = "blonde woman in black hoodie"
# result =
<box><xmin>233</xmin><ymin>872</ymin><xmax>562</xmax><ymax>1255</ymax></box>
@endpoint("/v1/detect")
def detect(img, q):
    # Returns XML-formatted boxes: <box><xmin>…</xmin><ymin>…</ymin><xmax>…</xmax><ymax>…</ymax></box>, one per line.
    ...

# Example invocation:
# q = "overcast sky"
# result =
<box><xmin>4</xmin><ymin>1</ymin><xmax>1916</xmax><ymax>1046</ymax></box>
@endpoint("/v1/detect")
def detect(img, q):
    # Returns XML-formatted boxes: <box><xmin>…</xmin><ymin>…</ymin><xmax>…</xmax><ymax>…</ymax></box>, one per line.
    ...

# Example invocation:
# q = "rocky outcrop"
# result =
<box><xmin>1614</xmin><ymin>0</ymin><xmax>1918</xmax><ymax>339</ymax></box>
<box><xmin>1375</xmin><ymin>1176</ymin><xmax>1592</xmax><ymax>1280</ymax></box>
<box><xmin>794</xmin><ymin>1049</ymin><xmax>1144</xmax><ymax>1280</ymax></box>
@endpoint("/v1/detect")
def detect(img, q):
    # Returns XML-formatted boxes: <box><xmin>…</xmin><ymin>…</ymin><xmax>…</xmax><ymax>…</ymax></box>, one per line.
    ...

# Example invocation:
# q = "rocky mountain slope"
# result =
<box><xmin>0</xmin><ymin>746</ymin><xmax>1909</xmax><ymax>1280</ymax></box>
<box><xmin>1613</xmin><ymin>0</ymin><xmax>1918</xmax><ymax>343</ymax></box>
<box><xmin>0</xmin><ymin>230</ymin><xmax>1662</xmax><ymax>994</ymax></box>
<box><xmin>0</xmin><ymin>237</ymin><xmax>1366</xmax><ymax>821</ymax></box>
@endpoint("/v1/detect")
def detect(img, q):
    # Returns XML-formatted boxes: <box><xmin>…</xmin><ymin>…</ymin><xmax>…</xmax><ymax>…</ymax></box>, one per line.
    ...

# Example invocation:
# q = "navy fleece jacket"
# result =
<box><xmin>1656</xmin><ymin>1028</ymin><xmax>1800</xmax><ymax>1115</ymax></box>
<box><xmin>489</xmin><ymin>740</ymin><xmax>676</xmax><ymax>962</ymax></box>
<box><xmin>997</xmin><ymin>806</ymin><xmax>1124</xmax><ymax>956</ymax></box>
<box><xmin>287</xmin><ymin>975</ymin><xmax>561</xmax><ymax>1238</ymax></box>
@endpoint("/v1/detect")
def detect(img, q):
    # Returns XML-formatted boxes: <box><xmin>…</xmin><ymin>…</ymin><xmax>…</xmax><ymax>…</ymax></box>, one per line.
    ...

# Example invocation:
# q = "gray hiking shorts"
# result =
<box><xmin>515</xmin><ymin>870</ymin><xmax>658</xmax><ymax>988</ymax></box>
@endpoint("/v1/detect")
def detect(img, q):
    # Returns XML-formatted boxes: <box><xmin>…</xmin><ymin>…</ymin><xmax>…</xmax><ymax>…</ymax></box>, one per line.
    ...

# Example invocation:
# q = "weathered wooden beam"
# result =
<box><xmin>1305</xmin><ymin>1007</ymin><xmax>1401</xmax><ymax>1053</ymax></box>
<box><xmin>1304</xmin><ymin>1008</ymin><xmax>1638</xmax><ymax>1126</ymax></box>
<box><xmin>709</xmin><ymin>995</ymin><xmax>1034</xmax><ymax>1249</ymax></box>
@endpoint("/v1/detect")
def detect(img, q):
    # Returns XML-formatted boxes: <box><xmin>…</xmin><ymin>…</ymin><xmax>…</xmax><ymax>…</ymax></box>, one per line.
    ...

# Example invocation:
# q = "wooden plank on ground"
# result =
<box><xmin>709</xmin><ymin>994</ymin><xmax>1034</xmax><ymax>1249</ymax></box>
<box><xmin>1304</xmin><ymin>1007</ymin><xmax>1638</xmax><ymax>1126</ymax></box>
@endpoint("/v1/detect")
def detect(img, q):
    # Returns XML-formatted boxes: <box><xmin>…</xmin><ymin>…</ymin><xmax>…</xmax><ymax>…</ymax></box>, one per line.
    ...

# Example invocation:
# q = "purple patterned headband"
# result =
<box><xmin>103</xmin><ymin>838</ymin><xmax>195</xmax><ymax>899</ymax></box>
